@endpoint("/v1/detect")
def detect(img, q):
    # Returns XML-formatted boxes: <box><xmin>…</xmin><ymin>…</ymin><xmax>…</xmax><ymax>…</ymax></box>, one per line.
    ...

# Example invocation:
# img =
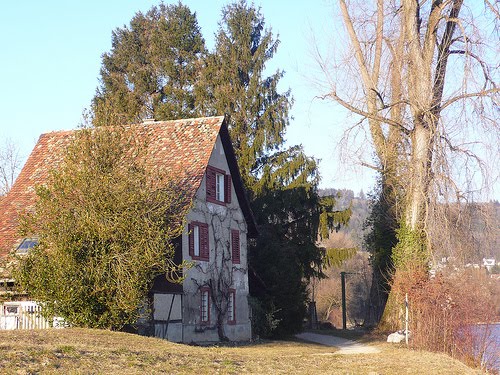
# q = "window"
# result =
<box><xmin>4</xmin><ymin>305</ymin><xmax>19</xmax><ymax>315</ymax></box>
<box><xmin>231</xmin><ymin>230</ymin><xmax>240</xmax><ymax>264</ymax></box>
<box><xmin>200</xmin><ymin>287</ymin><xmax>210</xmax><ymax>324</ymax></box>
<box><xmin>206</xmin><ymin>166</ymin><xmax>231</xmax><ymax>205</ymax></box>
<box><xmin>216</xmin><ymin>173</ymin><xmax>224</xmax><ymax>202</ymax></box>
<box><xmin>227</xmin><ymin>289</ymin><xmax>236</xmax><ymax>324</ymax></box>
<box><xmin>16</xmin><ymin>238</ymin><xmax>38</xmax><ymax>255</ymax></box>
<box><xmin>189</xmin><ymin>222</ymin><xmax>209</xmax><ymax>261</ymax></box>
<box><xmin>193</xmin><ymin>225</ymin><xmax>200</xmax><ymax>257</ymax></box>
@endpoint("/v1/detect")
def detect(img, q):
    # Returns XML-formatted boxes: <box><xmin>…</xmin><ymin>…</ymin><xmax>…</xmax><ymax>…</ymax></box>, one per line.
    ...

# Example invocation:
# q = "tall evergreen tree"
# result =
<box><xmin>195</xmin><ymin>1</ymin><xmax>291</xmax><ymax>190</ymax></box>
<box><xmin>92</xmin><ymin>3</ymin><xmax>206</xmax><ymax>126</ymax></box>
<box><xmin>197</xmin><ymin>1</ymin><xmax>349</xmax><ymax>336</ymax></box>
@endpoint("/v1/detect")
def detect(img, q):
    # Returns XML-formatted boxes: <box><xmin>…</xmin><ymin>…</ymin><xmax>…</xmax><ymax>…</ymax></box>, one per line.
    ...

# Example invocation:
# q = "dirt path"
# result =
<box><xmin>295</xmin><ymin>332</ymin><xmax>381</xmax><ymax>354</ymax></box>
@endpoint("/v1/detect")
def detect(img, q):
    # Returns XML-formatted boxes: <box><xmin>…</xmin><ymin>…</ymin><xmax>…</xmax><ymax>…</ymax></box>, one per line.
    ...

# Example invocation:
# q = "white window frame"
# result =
<box><xmin>216</xmin><ymin>173</ymin><xmax>225</xmax><ymax>202</ymax></box>
<box><xmin>227</xmin><ymin>291</ymin><xmax>235</xmax><ymax>323</ymax></box>
<box><xmin>193</xmin><ymin>225</ymin><xmax>200</xmax><ymax>257</ymax></box>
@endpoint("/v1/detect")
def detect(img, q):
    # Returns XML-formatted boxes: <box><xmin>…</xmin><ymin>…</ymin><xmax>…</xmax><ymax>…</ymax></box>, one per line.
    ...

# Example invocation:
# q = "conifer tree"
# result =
<box><xmin>92</xmin><ymin>3</ymin><xmax>206</xmax><ymax>126</ymax></box>
<box><xmin>197</xmin><ymin>1</ymin><xmax>349</xmax><ymax>336</ymax></box>
<box><xmin>195</xmin><ymin>1</ymin><xmax>292</xmax><ymax>190</ymax></box>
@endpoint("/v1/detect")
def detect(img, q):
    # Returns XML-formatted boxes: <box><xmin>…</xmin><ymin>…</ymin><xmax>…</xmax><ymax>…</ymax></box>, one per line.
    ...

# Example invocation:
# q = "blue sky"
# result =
<box><xmin>0</xmin><ymin>0</ymin><xmax>376</xmax><ymax>194</ymax></box>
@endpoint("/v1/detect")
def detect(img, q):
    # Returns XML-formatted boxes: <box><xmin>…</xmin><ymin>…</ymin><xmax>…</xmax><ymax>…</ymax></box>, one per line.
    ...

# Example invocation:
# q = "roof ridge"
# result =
<box><xmin>37</xmin><ymin>115</ymin><xmax>226</xmax><ymax>137</ymax></box>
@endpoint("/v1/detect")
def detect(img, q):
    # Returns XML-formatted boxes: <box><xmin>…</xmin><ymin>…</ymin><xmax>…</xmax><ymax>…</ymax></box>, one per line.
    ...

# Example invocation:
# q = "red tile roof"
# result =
<box><xmin>0</xmin><ymin>116</ymin><xmax>225</xmax><ymax>259</ymax></box>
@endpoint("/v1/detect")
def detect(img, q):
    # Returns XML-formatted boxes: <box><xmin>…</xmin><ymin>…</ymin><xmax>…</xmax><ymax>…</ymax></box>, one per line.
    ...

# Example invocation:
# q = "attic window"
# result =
<box><xmin>16</xmin><ymin>238</ymin><xmax>38</xmax><ymax>255</ymax></box>
<box><xmin>206</xmin><ymin>166</ymin><xmax>231</xmax><ymax>205</ymax></box>
<box><xmin>216</xmin><ymin>173</ymin><xmax>225</xmax><ymax>201</ymax></box>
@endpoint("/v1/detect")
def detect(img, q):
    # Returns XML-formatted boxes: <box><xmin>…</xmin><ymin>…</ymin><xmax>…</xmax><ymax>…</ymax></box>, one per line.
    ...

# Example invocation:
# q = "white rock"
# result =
<box><xmin>387</xmin><ymin>331</ymin><xmax>407</xmax><ymax>343</ymax></box>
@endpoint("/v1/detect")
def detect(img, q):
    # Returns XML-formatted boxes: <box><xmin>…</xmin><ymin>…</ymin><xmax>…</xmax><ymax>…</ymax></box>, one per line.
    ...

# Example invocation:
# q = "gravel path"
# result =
<box><xmin>295</xmin><ymin>332</ymin><xmax>381</xmax><ymax>354</ymax></box>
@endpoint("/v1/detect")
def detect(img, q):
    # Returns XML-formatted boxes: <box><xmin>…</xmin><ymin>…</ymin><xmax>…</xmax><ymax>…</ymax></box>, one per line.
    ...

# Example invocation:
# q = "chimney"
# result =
<box><xmin>142</xmin><ymin>118</ymin><xmax>156</xmax><ymax>124</ymax></box>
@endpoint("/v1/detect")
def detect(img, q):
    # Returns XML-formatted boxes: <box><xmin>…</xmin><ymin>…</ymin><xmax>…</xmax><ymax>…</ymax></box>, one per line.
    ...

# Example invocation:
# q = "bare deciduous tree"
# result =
<box><xmin>0</xmin><ymin>139</ymin><xmax>21</xmax><ymax>195</ymax></box>
<box><xmin>316</xmin><ymin>0</ymin><xmax>500</xmax><ymax>326</ymax></box>
<box><xmin>316</xmin><ymin>0</ymin><xmax>499</xmax><ymax>325</ymax></box>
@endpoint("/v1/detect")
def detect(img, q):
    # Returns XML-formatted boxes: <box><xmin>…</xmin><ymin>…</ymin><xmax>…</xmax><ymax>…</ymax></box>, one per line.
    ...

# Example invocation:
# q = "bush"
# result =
<box><xmin>15</xmin><ymin>126</ymin><xmax>187</xmax><ymax>330</ymax></box>
<box><xmin>390</xmin><ymin>267</ymin><xmax>498</xmax><ymax>371</ymax></box>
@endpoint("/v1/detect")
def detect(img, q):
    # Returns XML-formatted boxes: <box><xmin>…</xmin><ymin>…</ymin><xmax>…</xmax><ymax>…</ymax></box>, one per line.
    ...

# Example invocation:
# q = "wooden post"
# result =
<box><xmin>405</xmin><ymin>293</ymin><xmax>409</xmax><ymax>345</ymax></box>
<box><xmin>341</xmin><ymin>272</ymin><xmax>347</xmax><ymax>330</ymax></box>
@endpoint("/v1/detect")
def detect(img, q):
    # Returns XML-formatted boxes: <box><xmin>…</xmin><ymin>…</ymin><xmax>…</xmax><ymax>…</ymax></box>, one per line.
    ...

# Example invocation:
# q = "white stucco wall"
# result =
<box><xmin>181</xmin><ymin>135</ymin><xmax>252</xmax><ymax>342</ymax></box>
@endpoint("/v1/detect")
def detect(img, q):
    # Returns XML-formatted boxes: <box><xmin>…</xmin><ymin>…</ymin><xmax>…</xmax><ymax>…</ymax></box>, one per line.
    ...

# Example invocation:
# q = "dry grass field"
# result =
<box><xmin>0</xmin><ymin>328</ymin><xmax>483</xmax><ymax>374</ymax></box>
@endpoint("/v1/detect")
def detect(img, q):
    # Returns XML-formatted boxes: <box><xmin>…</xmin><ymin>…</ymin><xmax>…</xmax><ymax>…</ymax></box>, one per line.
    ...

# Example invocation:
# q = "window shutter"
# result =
<box><xmin>206</xmin><ymin>167</ymin><xmax>216</xmax><ymax>201</ymax></box>
<box><xmin>200</xmin><ymin>223</ymin><xmax>209</xmax><ymax>260</ymax></box>
<box><xmin>225</xmin><ymin>174</ymin><xmax>231</xmax><ymax>204</ymax></box>
<box><xmin>188</xmin><ymin>223</ymin><xmax>194</xmax><ymax>257</ymax></box>
<box><xmin>231</xmin><ymin>230</ymin><xmax>240</xmax><ymax>264</ymax></box>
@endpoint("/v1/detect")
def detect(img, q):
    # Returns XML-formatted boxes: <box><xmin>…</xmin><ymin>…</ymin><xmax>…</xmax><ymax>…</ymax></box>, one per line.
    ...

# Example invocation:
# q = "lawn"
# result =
<box><xmin>0</xmin><ymin>328</ymin><xmax>482</xmax><ymax>374</ymax></box>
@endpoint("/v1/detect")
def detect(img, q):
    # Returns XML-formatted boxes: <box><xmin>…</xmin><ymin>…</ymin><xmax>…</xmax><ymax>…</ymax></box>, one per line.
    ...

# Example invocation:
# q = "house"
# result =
<box><xmin>0</xmin><ymin>116</ymin><xmax>257</xmax><ymax>342</ymax></box>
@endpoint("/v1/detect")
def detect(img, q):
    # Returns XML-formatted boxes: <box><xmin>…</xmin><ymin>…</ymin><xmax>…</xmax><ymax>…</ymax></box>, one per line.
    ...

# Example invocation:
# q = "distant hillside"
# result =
<box><xmin>319</xmin><ymin>188</ymin><xmax>370</xmax><ymax>250</ymax></box>
<box><xmin>318</xmin><ymin>189</ymin><xmax>499</xmax><ymax>262</ymax></box>
<box><xmin>429</xmin><ymin>201</ymin><xmax>500</xmax><ymax>263</ymax></box>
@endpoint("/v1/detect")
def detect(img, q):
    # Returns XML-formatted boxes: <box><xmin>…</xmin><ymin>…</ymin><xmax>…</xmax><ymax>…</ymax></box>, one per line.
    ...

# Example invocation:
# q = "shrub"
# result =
<box><xmin>390</xmin><ymin>267</ymin><xmax>498</xmax><ymax>371</ymax></box>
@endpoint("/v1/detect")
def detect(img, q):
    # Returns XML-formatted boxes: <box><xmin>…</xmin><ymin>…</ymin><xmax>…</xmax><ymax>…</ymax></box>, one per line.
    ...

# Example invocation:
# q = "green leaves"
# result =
<box><xmin>200</xmin><ymin>1</ymin><xmax>353</xmax><ymax>337</ymax></box>
<box><xmin>195</xmin><ymin>1</ymin><xmax>291</xmax><ymax>188</ymax></box>
<box><xmin>92</xmin><ymin>3</ymin><xmax>206</xmax><ymax>126</ymax></box>
<box><xmin>85</xmin><ymin>0</ymin><xmax>353</xmax><ymax>337</ymax></box>
<box><xmin>15</xmin><ymin>127</ymin><xmax>188</xmax><ymax>330</ymax></box>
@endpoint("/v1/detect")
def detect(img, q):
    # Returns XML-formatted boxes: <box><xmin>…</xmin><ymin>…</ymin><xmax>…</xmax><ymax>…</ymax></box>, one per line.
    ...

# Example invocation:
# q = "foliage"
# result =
<box><xmin>323</xmin><ymin>247</ymin><xmax>357</xmax><ymax>269</ymax></box>
<box><xmin>195</xmin><ymin>0</ymin><xmax>291</xmax><ymax>189</ymax></box>
<box><xmin>89</xmin><ymin>0</ymin><xmax>352</xmax><ymax>337</ymax></box>
<box><xmin>362</xmin><ymin>175</ymin><xmax>399</xmax><ymax>324</ymax></box>
<box><xmin>249</xmin><ymin>186</ymin><xmax>323</xmax><ymax>336</ymax></box>
<box><xmin>247</xmin><ymin>296</ymin><xmax>280</xmax><ymax>338</ymax></box>
<box><xmin>364</xmin><ymin>176</ymin><xmax>398</xmax><ymax>275</ymax></box>
<box><xmin>318</xmin><ymin>196</ymin><xmax>352</xmax><ymax>240</ymax></box>
<box><xmin>92</xmin><ymin>3</ymin><xmax>206</xmax><ymax>126</ymax></box>
<box><xmin>14</xmin><ymin>126</ymin><xmax>188</xmax><ymax>330</ymax></box>
<box><xmin>392</xmin><ymin>223</ymin><xmax>428</xmax><ymax>271</ymax></box>
<box><xmin>390</xmin><ymin>268</ymin><xmax>499</xmax><ymax>371</ymax></box>
<box><xmin>198</xmin><ymin>1</ymin><xmax>351</xmax><ymax>337</ymax></box>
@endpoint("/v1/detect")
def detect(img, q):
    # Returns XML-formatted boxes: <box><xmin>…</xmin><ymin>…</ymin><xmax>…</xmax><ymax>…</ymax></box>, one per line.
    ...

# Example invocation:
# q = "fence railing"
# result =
<box><xmin>0</xmin><ymin>303</ymin><xmax>57</xmax><ymax>330</ymax></box>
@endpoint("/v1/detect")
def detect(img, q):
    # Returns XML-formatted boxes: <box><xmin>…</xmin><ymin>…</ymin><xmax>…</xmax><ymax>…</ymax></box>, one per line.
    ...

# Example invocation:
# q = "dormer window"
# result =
<box><xmin>206</xmin><ymin>166</ymin><xmax>231</xmax><ymax>205</ymax></box>
<box><xmin>16</xmin><ymin>238</ymin><xmax>38</xmax><ymax>255</ymax></box>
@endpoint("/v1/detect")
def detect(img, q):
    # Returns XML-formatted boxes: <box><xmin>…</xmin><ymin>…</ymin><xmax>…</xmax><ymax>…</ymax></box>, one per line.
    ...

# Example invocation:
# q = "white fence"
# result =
<box><xmin>0</xmin><ymin>301</ymin><xmax>63</xmax><ymax>330</ymax></box>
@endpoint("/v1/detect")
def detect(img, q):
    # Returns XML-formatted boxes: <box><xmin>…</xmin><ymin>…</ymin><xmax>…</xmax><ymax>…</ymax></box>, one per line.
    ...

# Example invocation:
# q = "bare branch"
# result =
<box><xmin>449</xmin><ymin>50</ymin><xmax>497</xmax><ymax>89</ymax></box>
<box><xmin>316</xmin><ymin>92</ymin><xmax>410</xmax><ymax>135</ymax></box>
<box><xmin>372</xmin><ymin>0</ymin><xmax>384</xmax><ymax>82</ymax></box>
<box><xmin>0</xmin><ymin>139</ymin><xmax>21</xmax><ymax>195</ymax></box>
<box><xmin>484</xmin><ymin>0</ymin><xmax>500</xmax><ymax>21</ymax></box>
<box><xmin>440</xmin><ymin>87</ymin><xmax>500</xmax><ymax>111</ymax></box>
